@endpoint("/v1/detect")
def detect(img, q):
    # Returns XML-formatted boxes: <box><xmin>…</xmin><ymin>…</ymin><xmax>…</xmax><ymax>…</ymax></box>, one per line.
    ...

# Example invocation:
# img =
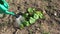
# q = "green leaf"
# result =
<box><xmin>28</xmin><ymin>8</ymin><xmax>35</xmax><ymax>13</ymax></box>
<box><xmin>36</xmin><ymin>11</ymin><xmax>44</xmax><ymax>19</ymax></box>
<box><xmin>39</xmin><ymin>12</ymin><xmax>44</xmax><ymax>19</ymax></box>
<box><xmin>25</xmin><ymin>21</ymin><xmax>30</xmax><ymax>26</ymax></box>
<box><xmin>36</xmin><ymin>11</ymin><xmax>42</xmax><ymax>15</ymax></box>
<box><xmin>20</xmin><ymin>24</ymin><xmax>24</xmax><ymax>29</ymax></box>
<box><xmin>23</xmin><ymin>21</ymin><xmax>30</xmax><ymax>26</ymax></box>
<box><xmin>28</xmin><ymin>8</ymin><xmax>33</xmax><ymax>13</ymax></box>
<box><xmin>42</xmin><ymin>31</ymin><xmax>50</xmax><ymax>34</ymax></box>
<box><xmin>33</xmin><ymin>8</ymin><xmax>36</xmax><ymax>11</ymax></box>
<box><xmin>29</xmin><ymin>17</ymin><xmax>36</xmax><ymax>24</ymax></box>
<box><xmin>33</xmin><ymin>13</ymin><xmax>39</xmax><ymax>20</ymax></box>
<box><xmin>23</xmin><ymin>13</ymin><xmax>29</xmax><ymax>17</ymax></box>
<box><xmin>39</xmin><ymin>13</ymin><xmax>43</xmax><ymax>19</ymax></box>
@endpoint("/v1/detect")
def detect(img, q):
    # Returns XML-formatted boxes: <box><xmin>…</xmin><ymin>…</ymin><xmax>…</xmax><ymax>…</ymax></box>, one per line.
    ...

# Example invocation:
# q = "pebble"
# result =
<box><xmin>54</xmin><ymin>12</ymin><xmax>57</xmax><ymax>16</ymax></box>
<box><xmin>0</xmin><ymin>14</ymin><xmax>4</xmax><ymax>18</ymax></box>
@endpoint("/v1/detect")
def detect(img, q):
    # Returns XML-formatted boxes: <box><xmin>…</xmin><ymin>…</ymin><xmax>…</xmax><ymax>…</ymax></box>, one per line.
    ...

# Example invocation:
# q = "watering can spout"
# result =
<box><xmin>5</xmin><ymin>11</ymin><xmax>15</xmax><ymax>16</ymax></box>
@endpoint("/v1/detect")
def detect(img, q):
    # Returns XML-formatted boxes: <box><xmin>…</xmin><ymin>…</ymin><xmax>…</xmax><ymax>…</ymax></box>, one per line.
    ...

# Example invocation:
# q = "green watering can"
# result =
<box><xmin>0</xmin><ymin>0</ymin><xmax>15</xmax><ymax>16</ymax></box>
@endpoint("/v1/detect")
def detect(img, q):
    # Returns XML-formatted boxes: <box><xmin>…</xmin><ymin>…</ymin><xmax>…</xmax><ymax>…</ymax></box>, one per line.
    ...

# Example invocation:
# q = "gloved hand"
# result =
<box><xmin>0</xmin><ymin>0</ymin><xmax>15</xmax><ymax>15</ymax></box>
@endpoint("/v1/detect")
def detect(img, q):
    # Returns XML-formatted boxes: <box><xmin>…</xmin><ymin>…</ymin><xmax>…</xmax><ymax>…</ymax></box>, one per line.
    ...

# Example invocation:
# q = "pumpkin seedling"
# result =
<box><xmin>16</xmin><ymin>7</ymin><xmax>44</xmax><ymax>29</ymax></box>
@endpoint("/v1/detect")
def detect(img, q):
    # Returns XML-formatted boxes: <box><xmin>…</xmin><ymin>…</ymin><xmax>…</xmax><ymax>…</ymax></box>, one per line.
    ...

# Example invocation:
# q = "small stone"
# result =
<box><xmin>0</xmin><ymin>14</ymin><xmax>4</xmax><ymax>18</ymax></box>
<box><xmin>36</xmin><ymin>28</ymin><xmax>40</xmax><ymax>31</ymax></box>
<box><xmin>54</xmin><ymin>12</ymin><xmax>57</xmax><ymax>16</ymax></box>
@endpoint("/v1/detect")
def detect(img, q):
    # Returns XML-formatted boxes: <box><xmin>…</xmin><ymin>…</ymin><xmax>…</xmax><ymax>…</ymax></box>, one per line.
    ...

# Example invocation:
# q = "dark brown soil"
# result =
<box><xmin>0</xmin><ymin>0</ymin><xmax>60</xmax><ymax>34</ymax></box>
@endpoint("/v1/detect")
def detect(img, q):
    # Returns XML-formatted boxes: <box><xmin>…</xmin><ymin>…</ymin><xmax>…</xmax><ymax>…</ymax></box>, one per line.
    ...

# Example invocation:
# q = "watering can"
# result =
<box><xmin>0</xmin><ymin>0</ymin><xmax>23</xmax><ymax>27</ymax></box>
<box><xmin>0</xmin><ymin>0</ymin><xmax>15</xmax><ymax>16</ymax></box>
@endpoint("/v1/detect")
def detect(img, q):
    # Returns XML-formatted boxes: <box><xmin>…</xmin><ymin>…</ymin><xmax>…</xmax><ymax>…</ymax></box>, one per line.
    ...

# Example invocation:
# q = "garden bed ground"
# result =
<box><xmin>0</xmin><ymin>0</ymin><xmax>60</xmax><ymax>34</ymax></box>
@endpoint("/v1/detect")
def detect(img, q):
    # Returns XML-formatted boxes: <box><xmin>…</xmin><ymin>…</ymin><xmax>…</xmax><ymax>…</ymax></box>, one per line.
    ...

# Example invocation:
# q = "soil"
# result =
<box><xmin>0</xmin><ymin>0</ymin><xmax>60</xmax><ymax>34</ymax></box>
